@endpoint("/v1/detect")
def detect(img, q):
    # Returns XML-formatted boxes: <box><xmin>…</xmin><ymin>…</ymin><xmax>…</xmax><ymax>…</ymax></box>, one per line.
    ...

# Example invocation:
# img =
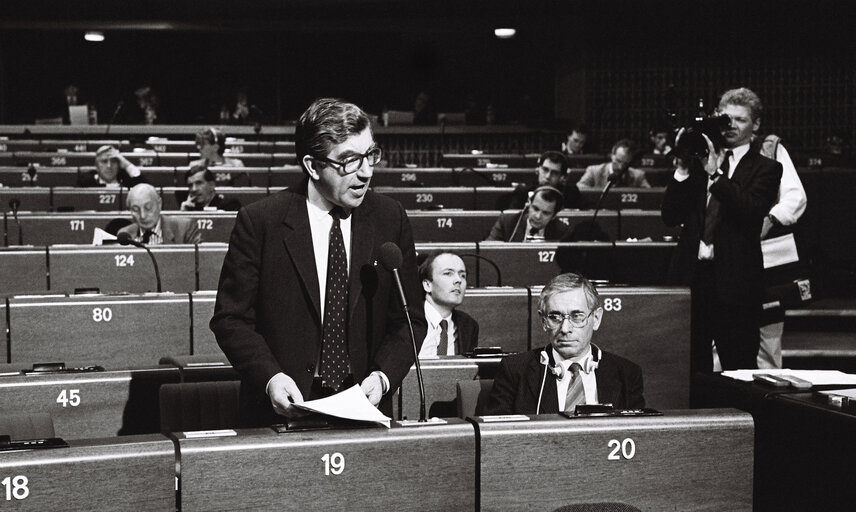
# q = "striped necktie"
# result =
<box><xmin>564</xmin><ymin>362</ymin><xmax>585</xmax><ymax>412</ymax></box>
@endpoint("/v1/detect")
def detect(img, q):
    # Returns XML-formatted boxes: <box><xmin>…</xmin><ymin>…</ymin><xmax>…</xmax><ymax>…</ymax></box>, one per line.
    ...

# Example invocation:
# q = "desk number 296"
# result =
<box><xmin>322</xmin><ymin>453</ymin><xmax>345</xmax><ymax>475</ymax></box>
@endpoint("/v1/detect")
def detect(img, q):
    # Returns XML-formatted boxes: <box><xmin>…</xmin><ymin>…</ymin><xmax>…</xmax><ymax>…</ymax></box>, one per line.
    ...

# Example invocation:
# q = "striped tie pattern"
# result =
<box><xmin>564</xmin><ymin>362</ymin><xmax>585</xmax><ymax>412</ymax></box>
<box><xmin>319</xmin><ymin>207</ymin><xmax>350</xmax><ymax>391</ymax></box>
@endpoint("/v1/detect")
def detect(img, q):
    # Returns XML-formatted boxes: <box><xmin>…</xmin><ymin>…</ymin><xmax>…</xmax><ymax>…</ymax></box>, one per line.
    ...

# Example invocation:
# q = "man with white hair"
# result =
<box><xmin>118</xmin><ymin>183</ymin><xmax>201</xmax><ymax>244</ymax></box>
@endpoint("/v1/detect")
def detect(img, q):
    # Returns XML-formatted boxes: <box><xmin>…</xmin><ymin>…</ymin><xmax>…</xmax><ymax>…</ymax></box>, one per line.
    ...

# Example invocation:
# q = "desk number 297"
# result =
<box><xmin>322</xmin><ymin>453</ymin><xmax>345</xmax><ymax>475</ymax></box>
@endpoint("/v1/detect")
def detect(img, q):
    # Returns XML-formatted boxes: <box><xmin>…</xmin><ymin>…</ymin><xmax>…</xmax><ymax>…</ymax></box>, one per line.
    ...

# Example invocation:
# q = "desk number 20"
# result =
<box><xmin>607</xmin><ymin>438</ymin><xmax>636</xmax><ymax>460</ymax></box>
<box><xmin>322</xmin><ymin>452</ymin><xmax>345</xmax><ymax>475</ymax></box>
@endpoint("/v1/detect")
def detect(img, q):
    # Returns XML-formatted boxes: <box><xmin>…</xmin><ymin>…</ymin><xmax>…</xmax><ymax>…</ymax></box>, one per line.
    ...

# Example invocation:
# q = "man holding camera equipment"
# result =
<box><xmin>662</xmin><ymin>90</ymin><xmax>782</xmax><ymax>376</ymax></box>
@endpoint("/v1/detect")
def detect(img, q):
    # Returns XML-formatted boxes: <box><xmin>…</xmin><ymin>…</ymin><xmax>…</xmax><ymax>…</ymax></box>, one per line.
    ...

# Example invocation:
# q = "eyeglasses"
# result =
<box><xmin>540</xmin><ymin>309</ymin><xmax>594</xmax><ymax>329</ymax></box>
<box><xmin>538</xmin><ymin>166</ymin><xmax>561</xmax><ymax>175</ymax></box>
<box><xmin>314</xmin><ymin>146</ymin><xmax>383</xmax><ymax>175</ymax></box>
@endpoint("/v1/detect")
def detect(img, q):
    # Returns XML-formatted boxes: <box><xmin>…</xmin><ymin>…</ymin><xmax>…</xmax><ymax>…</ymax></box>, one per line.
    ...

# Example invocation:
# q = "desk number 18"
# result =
<box><xmin>2</xmin><ymin>475</ymin><xmax>30</xmax><ymax>500</ymax></box>
<box><xmin>322</xmin><ymin>453</ymin><xmax>345</xmax><ymax>475</ymax></box>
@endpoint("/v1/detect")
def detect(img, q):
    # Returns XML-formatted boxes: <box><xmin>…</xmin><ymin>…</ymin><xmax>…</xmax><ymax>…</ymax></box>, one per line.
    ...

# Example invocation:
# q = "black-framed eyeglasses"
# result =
<box><xmin>314</xmin><ymin>146</ymin><xmax>383</xmax><ymax>175</ymax></box>
<box><xmin>539</xmin><ymin>309</ymin><xmax>594</xmax><ymax>329</ymax></box>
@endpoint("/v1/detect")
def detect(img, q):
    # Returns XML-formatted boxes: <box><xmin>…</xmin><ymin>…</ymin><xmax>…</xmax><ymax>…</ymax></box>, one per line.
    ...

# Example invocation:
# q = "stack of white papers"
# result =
<box><xmin>294</xmin><ymin>385</ymin><xmax>391</xmax><ymax>428</ymax></box>
<box><xmin>722</xmin><ymin>369</ymin><xmax>856</xmax><ymax>386</ymax></box>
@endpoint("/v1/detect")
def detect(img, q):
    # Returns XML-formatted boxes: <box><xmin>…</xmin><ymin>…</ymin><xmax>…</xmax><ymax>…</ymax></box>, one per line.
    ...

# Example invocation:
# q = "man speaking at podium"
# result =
<box><xmin>211</xmin><ymin>98</ymin><xmax>426</xmax><ymax>426</ymax></box>
<box><xmin>483</xmin><ymin>273</ymin><xmax>644</xmax><ymax>415</ymax></box>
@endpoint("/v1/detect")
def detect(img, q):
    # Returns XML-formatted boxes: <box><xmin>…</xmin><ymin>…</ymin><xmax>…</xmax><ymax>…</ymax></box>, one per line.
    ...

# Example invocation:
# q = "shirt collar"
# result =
<box><xmin>424</xmin><ymin>299</ymin><xmax>451</xmax><ymax>329</ymax></box>
<box><xmin>552</xmin><ymin>346</ymin><xmax>594</xmax><ymax>373</ymax></box>
<box><xmin>729</xmin><ymin>142</ymin><xmax>751</xmax><ymax>165</ymax></box>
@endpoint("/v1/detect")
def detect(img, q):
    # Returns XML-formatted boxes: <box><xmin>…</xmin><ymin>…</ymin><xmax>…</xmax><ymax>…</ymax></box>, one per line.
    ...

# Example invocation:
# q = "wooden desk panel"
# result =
<box><xmin>177</xmin><ymin>422</ymin><xmax>475</xmax><ymax>511</ymax></box>
<box><xmin>0</xmin><ymin>366</ymin><xmax>180</xmax><ymax>438</ymax></box>
<box><xmin>163</xmin><ymin>211</ymin><xmax>237</xmax><ymax>244</ymax></box>
<box><xmin>0</xmin><ymin>434</ymin><xmax>175</xmax><ymax>511</ymax></box>
<box><xmin>476</xmin><ymin>409</ymin><xmax>753</xmax><ymax>511</ymax></box>
<box><xmin>48</xmin><ymin>244</ymin><xmax>197</xmax><ymax>293</ymax></box>
<box><xmin>580</xmin><ymin>187</ymin><xmax>666</xmax><ymax>211</ymax></box>
<box><xmin>454</xmin><ymin>167</ymin><xmax>537</xmax><ymax>188</ymax></box>
<box><xmin>408</xmin><ymin>210</ymin><xmax>498</xmax><ymax>242</ymax></box>
<box><xmin>0</xmin><ymin>247</ymin><xmax>47</xmax><ymax>296</ymax></box>
<box><xmin>7</xmin><ymin>294</ymin><xmax>191</xmax><ymax>367</ymax></box>
<box><xmin>13</xmin><ymin>212</ymin><xmax>126</xmax><ymax>245</ymax></box>
<box><xmin>11</xmin><ymin>151</ymin><xmax>94</xmax><ymax>167</ymax></box>
<box><xmin>268</xmin><ymin>165</ymin><xmax>304</xmax><ymax>187</ymax></box>
<box><xmin>0</xmin><ymin>187</ymin><xmax>52</xmax><ymax>212</ymax></box>
<box><xmin>463</xmin><ymin>287</ymin><xmax>530</xmax><ymax>352</ymax></box>
<box><xmin>190</xmin><ymin>291</ymin><xmax>222</xmax><ymax>356</ymax></box>
<box><xmin>618</xmin><ymin>210</ymin><xmax>681</xmax><ymax>240</ymax></box>
<box><xmin>399</xmin><ymin>356</ymin><xmax>502</xmax><ymax>420</ymax></box>
<box><xmin>529</xmin><ymin>286</ymin><xmax>691</xmax><ymax>409</ymax></box>
<box><xmin>442</xmin><ymin>153</ymin><xmax>540</xmax><ymax>168</ymax></box>
<box><xmin>51</xmin><ymin>187</ymin><xmax>124</xmax><ymax>212</ymax></box>
<box><xmin>0</xmin><ymin>166</ymin><xmax>78</xmax><ymax>187</ymax></box>
<box><xmin>477</xmin><ymin>242</ymin><xmax>614</xmax><ymax>288</ymax></box>
<box><xmin>374</xmin><ymin>186</ymin><xmax>477</xmax><ymax>210</ymax></box>
<box><xmin>370</xmin><ymin>167</ymin><xmax>454</xmax><ymax>187</ymax></box>
<box><xmin>123</xmin><ymin>151</ymin><xmax>189</xmax><ymax>167</ymax></box>
<box><xmin>196</xmin><ymin>243</ymin><xmax>228</xmax><ymax>291</ymax></box>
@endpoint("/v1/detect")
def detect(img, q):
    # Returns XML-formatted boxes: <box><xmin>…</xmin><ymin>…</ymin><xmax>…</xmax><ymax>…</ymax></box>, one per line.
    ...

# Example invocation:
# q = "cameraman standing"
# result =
<box><xmin>662</xmin><ymin>90</ymin><xmax>782</xmax><ymax>376</ymax></box>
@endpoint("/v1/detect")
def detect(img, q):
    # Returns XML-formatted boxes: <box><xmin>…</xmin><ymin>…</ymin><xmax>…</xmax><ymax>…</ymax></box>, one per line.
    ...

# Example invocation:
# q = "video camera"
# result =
<box><xmin>673</xmin><ymin>113</ymin><xmax>731</xmax><ymax>160</ymax></box>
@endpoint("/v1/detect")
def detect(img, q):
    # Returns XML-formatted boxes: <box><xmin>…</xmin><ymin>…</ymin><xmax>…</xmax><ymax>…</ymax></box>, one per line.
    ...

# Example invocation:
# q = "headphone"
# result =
<box><xmin>536</xmin><ymin>344</ymin><xmax>601</xmax><ymax>414</ymax></box>
<box><xmin>531</xmin><ymin>185</ymin><xmax>565</xmax><ymax>208</ymax></box>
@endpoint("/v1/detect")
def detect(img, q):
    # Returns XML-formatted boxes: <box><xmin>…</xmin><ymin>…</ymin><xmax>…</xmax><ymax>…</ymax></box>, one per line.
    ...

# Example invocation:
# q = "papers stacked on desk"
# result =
<box><xmin>722</xmin><ymin>369</ymin><xmax>856</xmax><ymax>386</ymax></box>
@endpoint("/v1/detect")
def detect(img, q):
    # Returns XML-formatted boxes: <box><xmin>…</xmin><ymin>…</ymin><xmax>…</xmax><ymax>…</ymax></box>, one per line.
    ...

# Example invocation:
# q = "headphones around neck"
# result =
<box><xmin>536</xmin><ymin>344</ymin><xmax>601</xmax><ymax>414</ymax></box>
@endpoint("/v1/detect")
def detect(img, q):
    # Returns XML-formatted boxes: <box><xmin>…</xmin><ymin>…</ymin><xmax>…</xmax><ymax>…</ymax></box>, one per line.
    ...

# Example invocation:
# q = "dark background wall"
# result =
<box><xmin>0</xmin><ymin>0</ymin><xmax>852</xmax><ymax>151</ymax></box>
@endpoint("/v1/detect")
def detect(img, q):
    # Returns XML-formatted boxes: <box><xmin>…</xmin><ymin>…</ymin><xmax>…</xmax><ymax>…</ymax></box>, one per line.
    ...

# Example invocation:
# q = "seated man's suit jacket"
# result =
<box><xmin>482</xmin><ymin>347</ymin><xmax>645</xmax><ymax>415</ymax></box>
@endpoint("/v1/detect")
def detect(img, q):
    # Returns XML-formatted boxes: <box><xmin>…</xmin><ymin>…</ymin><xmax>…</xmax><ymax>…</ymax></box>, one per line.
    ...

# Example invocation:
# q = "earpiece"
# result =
<box><xmin>536</xmin><ymin>344</ymin><xmax>600</xmax><ymax>414</ymax></box>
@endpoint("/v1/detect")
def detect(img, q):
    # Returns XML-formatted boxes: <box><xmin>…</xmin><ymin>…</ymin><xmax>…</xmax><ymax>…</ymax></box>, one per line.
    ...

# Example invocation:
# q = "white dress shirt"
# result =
<box><xmin>553</xmin><ymin>346</ymin><xmax>599</xmax><ymax>408</ymax></box>
<box><xmin>767</xmin><ymin>143</ymin><xmax>807</xmax><ymax>226</ymax></box>
<box><xmin>419</xmin><ymin>300</ymin><xmax>457</xmax><ymax>357</ymax></box>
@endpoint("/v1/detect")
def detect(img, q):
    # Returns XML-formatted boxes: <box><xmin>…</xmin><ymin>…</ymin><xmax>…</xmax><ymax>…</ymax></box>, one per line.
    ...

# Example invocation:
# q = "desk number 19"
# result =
<box><xmin>322</xmin><ymin>452</ymin><xmax>345</xmax><ymax>475</ymax></box>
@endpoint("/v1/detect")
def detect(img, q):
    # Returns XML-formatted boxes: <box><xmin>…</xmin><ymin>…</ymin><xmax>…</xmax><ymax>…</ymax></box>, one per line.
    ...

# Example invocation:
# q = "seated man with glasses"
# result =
<box><xmin>483</xmin><ymin>272</ymin><xmax>644</xmax><ymax>415</ymax></box>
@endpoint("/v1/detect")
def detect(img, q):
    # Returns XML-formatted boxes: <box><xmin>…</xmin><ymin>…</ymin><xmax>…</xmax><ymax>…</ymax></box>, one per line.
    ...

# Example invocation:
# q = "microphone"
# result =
<box><xmin>117</xmin><ymin>231</ymin><xmax>162</xmax><ymax>292</ymax></box>
<box><xmin>105</xmin><ymin>99</ymin><xmax>124</xmax><ymax>135</ymax></box>
<box><xmin>458</xmin><ymin>252</ymin><xmax>502</xmax><ymax>287</ymax></box>
<box><xmin>508</xmin><ymin>190</ymin><xmax>534</xmax><ymax>242</ymax></box>
<box><xmin>9</xmin><ymin>198</ymin><xmax>22</xmax><ymax>245</ymax></box>
<box><xmin>378</xmin><ymin>241</ymin><xmax>427</xmax><ymax>423</ymax></box>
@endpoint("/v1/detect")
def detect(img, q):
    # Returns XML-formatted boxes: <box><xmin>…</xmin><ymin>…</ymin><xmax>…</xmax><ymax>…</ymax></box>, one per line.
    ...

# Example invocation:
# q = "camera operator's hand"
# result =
<box><xmin>700</xmin><ymin>133</ymin><xmax>720</xmax><ymax>176</ymax></box>
<box><xmin>673</xmin><ymin>128</ymin><xmax>691</xmax><ymax>177</ymax></box>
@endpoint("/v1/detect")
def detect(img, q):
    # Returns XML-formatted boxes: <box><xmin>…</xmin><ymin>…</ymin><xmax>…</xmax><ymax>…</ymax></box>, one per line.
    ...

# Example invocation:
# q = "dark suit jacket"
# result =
<box><xmin>486</xmin><ymin>212</ymin><xmax>570</xmax><ymax>242</ymax></box>
<box><xmin>661</xmin><ymin>149</ymin><xmax>782</xmax><ymax>305</ymax></box>
<box><xmin>186</xmin><ymin>193</ymin><xmax>242</xmax><ymax>212</ymax></box>
<box><xmin>76</xmin><ymin>169</ymin><xmax>147</xmax><ymax>188</ymax></box>
<box><xmin>453</xmin><ymin>309</ymin><xmax>479</xmax><ymax>354</ymax></box>
<box><xmin>117</xmin><ymin>215</ymin><xmax>202</xmax><ymax>244</ymax></box>
<box><xmin>210</xmin><ymin>179</ymin><xmax>427</xmax><ymax>424</ymax></box>
<box><xmin>482</xmin><ymin>347</ymin><xmax>645</xmax><ymax>415</ymax></box>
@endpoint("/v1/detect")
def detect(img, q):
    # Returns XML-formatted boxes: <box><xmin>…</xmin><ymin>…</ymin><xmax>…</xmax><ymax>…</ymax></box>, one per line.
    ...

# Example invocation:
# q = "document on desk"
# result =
<box><xmin>294</xmin><ymin>385</ymin><xmax>392</xmax><ymax>428</ymax></box>
<box><xmin>722</xmin><ymin>369</ymin><xmax>856</xmax><ymax>385</ymax></box>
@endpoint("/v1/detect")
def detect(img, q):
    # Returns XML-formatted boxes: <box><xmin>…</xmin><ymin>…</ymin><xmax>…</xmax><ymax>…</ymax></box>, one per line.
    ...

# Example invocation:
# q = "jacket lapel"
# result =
<box><xmin>527</xmin><ymin>351</ymin><xmax>558</xmax><ymax>413</ymax></box>
<box><xmin>160</xmin><ymin>216</ymin><xmax>175</xmax><ymax>243</ymax></box>
<box><xmin>595</xmin><ymin>358</ymin><xmax>620</xmax><ymax>406</ymax></box>
<box><xmin>281</xmin><ymin>181</ymin><xmax>322</xmax><ymax>323</ymax></box>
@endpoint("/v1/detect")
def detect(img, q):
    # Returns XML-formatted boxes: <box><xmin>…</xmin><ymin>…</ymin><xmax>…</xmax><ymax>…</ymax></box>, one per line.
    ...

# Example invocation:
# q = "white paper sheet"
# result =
<box><xmin>92</xmin><ymin>227</ymin><xmax>117</xmax><ymax>245</ymax></box>
<box><xmin>722</xmin><ymin>369</ymin><xmax>856</xmax><ymax>385</ymax></box>
<box><xmin>761</xmin><ymin>233</ymin><xmax>799</xmax><ymax>269</ymax></box>
<box><xmin>294</xmin><ymin>384</ymin><xmax>391</xmax><ymax>428</ymax></box>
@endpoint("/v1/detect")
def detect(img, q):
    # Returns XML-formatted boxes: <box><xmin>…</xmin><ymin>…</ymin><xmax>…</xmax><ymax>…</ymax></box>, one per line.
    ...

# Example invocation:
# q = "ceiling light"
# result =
<box><xmin>494</xmin><ymin>28</ymin><xmax>516</xmax><ymax>39</ymax></box>
<box><xmin>84</xmin><ymin>31</ymin><xmax>105</xmax><ymax>42</ymax></box>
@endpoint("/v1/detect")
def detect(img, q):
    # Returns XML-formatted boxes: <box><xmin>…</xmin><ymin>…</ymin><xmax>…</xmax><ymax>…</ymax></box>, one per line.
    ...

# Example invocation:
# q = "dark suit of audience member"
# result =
<box><xmin>78</xmin><ymin>145</ymin><xmax>147</xmax><ymax>188</ymax></box>
<box><xmin>486</xmin><ymin>186</ymin><xmax>569</xmax><ymax>242</ymax></box>
<box><xmin>483</xmin><ymin>273</ymin><xmax>644</xmax><ymax>415</ymax></box>
<box><xmin>120</xmin><ymin>183</ymin><xmax>201</xmax><ymax>244</ymax></box>
<box><xmin>180</xmin><ymin>165</ymin><xmax>242</xmax><ymax>212</ymax></box>
<box><xmin>211</xmin><ymin>98</ymin><xmax>425</xmax><ymax>426</ymax></box>
<box><xmin>418</xmin><ymin>251</ymin><xmax>479</xmax><ymax>357</ymax></box>
<box><xmin>577</xmin><ymin>139</ymin><xmax>650</xmax><ymax>189</ymax></box>
<box><xmin>662</xmin><ymin>92</ymin><xmax>781</xmax><ymax>375</ymax></box>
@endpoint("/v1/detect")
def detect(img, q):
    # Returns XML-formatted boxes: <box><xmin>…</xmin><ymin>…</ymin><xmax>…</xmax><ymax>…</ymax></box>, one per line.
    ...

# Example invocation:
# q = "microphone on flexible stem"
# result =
<box><xmin>105</xmin><ymin>99</ymin><xmax>124</xmax><ymax>136</ymax></box>
<box><xmin>459</xmin><ymin>252</ymin><xmax>502</xmax><ymax>287</ymax></box>
<box><xmin>508</xmin><ymin>190</ymin><xmax>534</xmax><ymax>242</ymax></box>
<box><xmin>585</xmin><ymin>170</ymin><xmax>624</xmax><ymax>241</ymax></box>
<box><xmin>378</xmin><ymin>241</ymin><xmax>427</xmax><ymax>423</ymax></box>
<box><xmin>117</xmin><ymin>231</ymin><xmax>162</xmax><ymax>292</ymax></box>
<box><xmin>9</xmin><ymin>198</ymin><xmax>23</xmax><ymax>245</ymax></box>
